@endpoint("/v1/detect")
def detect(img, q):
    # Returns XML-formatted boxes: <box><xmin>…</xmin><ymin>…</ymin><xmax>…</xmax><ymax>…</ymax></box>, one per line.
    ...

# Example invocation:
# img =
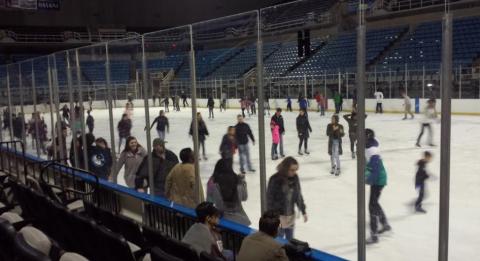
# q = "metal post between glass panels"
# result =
<box><xmin>52</xmin><ymin>57</ymin><xmax>66</xmax><ymax>164</ymax></box>
<box><xmin>47</xmin><ymin>60</ymin><xmax>57</xmax><ymax>159</ymax></box>
<box><xmin>405</xmin><ymin>63</ymin><xmax>408</xmax><ymax>95</ymax></box>
<box><xmin>74</xmin><ymin>51</ymin><xmax>88</xmax><ymax>171</ymax></box>
<box><xmin>18</xmin><ymin>68</ymin><xmax>27</xmax><ymax>147</ymax></box>
<box><xmin>189</xmin><ymin>25</ymin><xmax>201</xmax><ymax>205</ymax></box>
<box><xmin>6</xmin><ymin>67</ymin><xmax>14</xmax><ymax>140</ymax></box>
<box><xmin>256</xmin><ymin>11</ymin><xmax>267</xmax><ymax>214</ymax></box>
<box><xmin>439</xmin><ymin>10</ymin><xmax>452</xmax><ymax>261</ymax></box>
<box><xmin>458</xmin><ymin>65</ymin><xmax>462</xmax><ymax>99</ymax></box>
<box><xmin>31</xmin><ymin>63</ymin><xmax>41</xmax><ymax>157</ymax></box>
<box><xmin>66</xmin><ymin>52</ymin><xmax>79</xmax><ymax>168</ymax></box>
<box><xmin>356</xmin><ymin>2</ymin><xmax>367</xmax><ymax>260</ymax></box>
<box><xmin>103</xmin><ymin>44</ymin><xmax>118</xmax><ymax>170</ymax></box>
<box><xmin>423</xmin><ymin>65</ymin><xmax>426</xmax><ymax>98</ymax></box>
<box><xmin>141</xmin><ymin>36</ymin><xmax>155</xmax><ymax>196</ymax></box>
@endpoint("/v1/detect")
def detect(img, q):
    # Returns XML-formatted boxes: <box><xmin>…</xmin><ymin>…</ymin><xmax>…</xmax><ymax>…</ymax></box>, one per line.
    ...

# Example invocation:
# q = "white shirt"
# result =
<box><xmin>403</xmin><ymin>95</ymin><xmax>411</xmax><ymax>106</ymax></box>
<box><xmin>374</xmin><ymin>92</ymin><xmax>384</xmax><ymax>103</ymax></box>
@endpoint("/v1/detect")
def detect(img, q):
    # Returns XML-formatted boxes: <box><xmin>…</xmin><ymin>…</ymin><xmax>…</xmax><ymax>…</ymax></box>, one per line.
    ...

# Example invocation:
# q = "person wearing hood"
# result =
<box><xmin>365</xmin><ymin>128</ymin><xmax>391</xmax><ymax>244</ymax></box>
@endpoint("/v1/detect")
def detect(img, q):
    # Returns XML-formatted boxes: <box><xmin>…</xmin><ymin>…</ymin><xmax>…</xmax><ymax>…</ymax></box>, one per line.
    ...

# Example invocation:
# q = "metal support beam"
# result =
<box><xmin>18</xmin><ymin>67</ymin><xmax>27</xmax><ymax>147</ymax></box>
<box><xmin>356</xmin><ymin>3</ymin><xmax>367</xmax><ymax>260</ymax></box>
<box><xmin>141</xmin><ymin>37</ymin><xmax>155</xmax><ymax>195</ymax></box>
<box><xmin>189</xmin><ymin>25</ymin><xmax>202</xmax><ymax>205</ymax></box>
<box><xmin>66</xmin><ymin>52</ymin><xmax>79</xmax><ymax>168</ymax></box>
<box><xmin>438</xmin><ymin>10</ymin><xmax>452</xmax><ymax>261</ymax></box>
<box><xmin>31</xmin><ymin>63</ymin><xmax>41</xmax><ymax>157</ymax></box>
<box><xmin>103</xmin><ymin>45</ymin><xmax>118</xmax><ymax>178</ymax></box>
<box><xmin>6</xmin><ymin>67</ymin><xmax>14</xmax><ymax>140</ymax></box>
<box><xmin>256</xmin><ymin>11</ymin><xmax>267</xmax><ymax>214</ymax></box>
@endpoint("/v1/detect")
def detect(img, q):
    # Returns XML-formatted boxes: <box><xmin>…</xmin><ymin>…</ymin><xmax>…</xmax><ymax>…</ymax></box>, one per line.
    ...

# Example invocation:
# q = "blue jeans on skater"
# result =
<box><xmin>279</xmin><ymin>227</ymin><xmax>294</xmax><ymax>241</ymax></box>
<box><xmin>238</xmin><ymin>144</ymin><xmax>253</xmax><ymax>172</ymax></box>
<box><xmin>157</xmin><ymin>130</ymin><xmax>165</xmax><ymax>141</ymax></box>
<box><xmin>119</xmin><ymin>137</ymin><xmax>126</xmax><ymax>150</ymax></box>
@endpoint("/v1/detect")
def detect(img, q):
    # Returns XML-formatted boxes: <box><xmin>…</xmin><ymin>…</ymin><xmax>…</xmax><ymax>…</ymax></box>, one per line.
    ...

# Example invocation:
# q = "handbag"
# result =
<box><xmin>237</xmin><ymin>177</ymin><xmax>248</xmax><ymax>202</ymax></box>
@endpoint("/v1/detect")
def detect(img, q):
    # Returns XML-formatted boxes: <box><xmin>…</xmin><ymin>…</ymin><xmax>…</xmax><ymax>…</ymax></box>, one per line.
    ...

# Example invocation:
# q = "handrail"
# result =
<box><xmin>0</xmin><ymin>144</ymin><xmax>347</xmax><ymax>261</ymax></box>
<box><xmin>39</xmin><ymin>161</ymin><xmax>99</xmax><ymax>196</ymax></box>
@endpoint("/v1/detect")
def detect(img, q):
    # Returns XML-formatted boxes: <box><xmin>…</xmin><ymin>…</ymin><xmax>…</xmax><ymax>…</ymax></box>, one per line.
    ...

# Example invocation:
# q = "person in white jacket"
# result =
<box><xmin>401</xmin><ymin>91</ymin><xmax>414</xmax><ymax>120</ymax></box>
<box><xmin>374</xmin><ymin>90</ymin><xmax>384</xmax><ymax>113</ymax></box>
<box><xmin>416</xmin><ymin>98</ymin><xmax>437</xmax><ymax>147</ymax></box>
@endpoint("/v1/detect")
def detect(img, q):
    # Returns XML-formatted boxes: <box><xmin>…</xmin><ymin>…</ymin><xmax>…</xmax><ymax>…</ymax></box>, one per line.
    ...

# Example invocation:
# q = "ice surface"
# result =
<box><xmin>19</xmin><ymin>104</ymin><xmax>480</xmax><ymax>260</ymax></box>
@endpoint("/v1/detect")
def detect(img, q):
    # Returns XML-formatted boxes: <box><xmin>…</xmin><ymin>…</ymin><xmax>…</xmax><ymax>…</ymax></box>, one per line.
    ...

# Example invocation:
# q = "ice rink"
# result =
<box><xmin>23</xmin><ymin>103</ymin><xmax>480</xmax><ymax>261</ymax></box>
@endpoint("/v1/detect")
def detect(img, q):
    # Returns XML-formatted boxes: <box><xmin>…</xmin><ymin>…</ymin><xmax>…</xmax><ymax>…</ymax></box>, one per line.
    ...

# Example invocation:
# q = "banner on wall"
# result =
<box><xmin>6</xmin><ymin>0</ymin><xmax>37</xmax><ymax>9</ymax></box>
<box><xmin>37</xmin><ymin>0</ymin><xmax>59</xmax><ymax>10</ymax></box>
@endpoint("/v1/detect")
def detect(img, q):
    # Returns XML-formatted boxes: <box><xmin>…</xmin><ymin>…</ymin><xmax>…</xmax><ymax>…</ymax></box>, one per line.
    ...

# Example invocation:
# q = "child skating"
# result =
<box><xmin>414</xmin><ymin>151</ymin><xmax>433</xmax><ymax>213</ymax></box>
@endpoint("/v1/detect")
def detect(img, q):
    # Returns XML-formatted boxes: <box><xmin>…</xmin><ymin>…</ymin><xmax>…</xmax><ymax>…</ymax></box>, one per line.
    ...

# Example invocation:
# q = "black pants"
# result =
<box><xmin>376</xmin><ymin>103</ymin><xmax>383</xmax><ymax>113</ymax></box>
<box><xmin>349</xmin><ymin>134</ymin><xmax>356</xmax><ymax>153</ymax></box>
<box><xmin>369</xmin><ymin>185</ymin><xmax>388</xmax><ymax>235</ymax></box>
<box><xmin>335</xmin><ymin>104</ymin><xmax>340</xmax><ymax>114</ymax></box>
<box><xmin>183</xmin><ymin>99</ymin><xmax>189</xmax><ymax>107</ymax></box>
<box><xmin>415</xmin><ymin>183</ymin><xmax>425</xmax><ymax>208</ymax></box>
<box><xmin>298</xmin><ymin>136</ymin><xmax>308</xmax><ymax>151</ymax></box>
<box><xmin>241</xmin><ymin>108</ymin><xmax>246</xmax><ymax>118</ymax></box>
<box><xmin>88</xmin><ymin>125</ymin><xmax>94</xmax><ymax>134</ymax></box>
<box><xmin>251</xmin><ymin>104</ymin><xmax>256</xmax><ymax>115</ymax></box>
<box><xmin>287</xmin><ymin>104</ymin><xmax>292</xmax><ymax>112</ymax></box>
<box><xmin>209</xmin><ymin>107</ymin><xmax>214</xmax><ymax>118</ymax></box>
<box><xmin>416</xmin><ymin>123</ymin><xmax>432</xmax><ymax>145</ymax></box>
<box><xmin>199</xmin><ymin>140</ymin><xmax>206</xmax><ymax>157</ymax></box>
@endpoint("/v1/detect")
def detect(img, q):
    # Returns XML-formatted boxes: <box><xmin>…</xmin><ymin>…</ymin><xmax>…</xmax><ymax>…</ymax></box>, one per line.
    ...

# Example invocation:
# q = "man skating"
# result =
<box><xmin>235</xmin><ymin>115</ymin><xmax>255</xmax><ymax>174</ymax></box>
<box><xmin>402</xmin><ymin>91</ymin><xmax>414</xmax><ymax>120</ymax></box>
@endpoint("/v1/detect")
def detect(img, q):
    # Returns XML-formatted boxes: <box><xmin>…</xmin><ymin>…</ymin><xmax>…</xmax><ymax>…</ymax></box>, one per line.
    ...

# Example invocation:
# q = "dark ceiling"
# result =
<box><xmin>0</xmin><ymin>0</ymin><xmax>296</xmax><ymax>31</ymax></box>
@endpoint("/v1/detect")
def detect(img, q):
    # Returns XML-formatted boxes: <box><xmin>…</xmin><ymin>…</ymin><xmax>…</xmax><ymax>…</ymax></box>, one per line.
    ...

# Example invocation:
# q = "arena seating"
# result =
<box><xmin>379</xmin><ymin>16</ymin><xmax>480</xmax><ymax>70</ymax></box>
<box><xmin>291</xmin><ymin>26</ymin><xmax>407</xmax><ymax>75</ymax></box>
<box><xmin>262</xmin><ymin>0</ymin><xmax>336</xmax><ymax>25</ymax></box>
<box><xmin>386</xmin><ymin>0</ymin><xmax>463</xmax><ymax>12</ymax></box>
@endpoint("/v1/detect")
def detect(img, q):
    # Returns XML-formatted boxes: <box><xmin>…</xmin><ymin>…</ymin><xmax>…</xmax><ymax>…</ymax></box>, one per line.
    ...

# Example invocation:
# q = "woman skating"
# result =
<box><xmin>296</xmin><ymin>109</ymin><xmax>312</xmax><ymax>155</ymax></box>
<box><xmin>267</xmin><ymin>157</ymin><xmax>307</xmax><ymax>241</ymax></box>
<box><xmin>112</xmin><ymin>136</ymin><xmax>147</xmax><ymax>188</ymax></box>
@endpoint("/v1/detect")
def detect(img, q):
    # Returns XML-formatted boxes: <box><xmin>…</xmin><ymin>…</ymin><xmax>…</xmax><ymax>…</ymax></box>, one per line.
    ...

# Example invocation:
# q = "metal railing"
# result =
<box><xmin>0</xmin><ymin>143</ymin><xmax>347</xmax><ymax>261</ymax></box>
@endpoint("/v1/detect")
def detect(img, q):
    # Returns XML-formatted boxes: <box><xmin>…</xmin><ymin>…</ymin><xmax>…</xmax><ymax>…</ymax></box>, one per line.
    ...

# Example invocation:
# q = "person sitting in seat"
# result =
<box><xmin>182</xmin><ymin>202</ymin><xmax>232</xmax><ymax>260</ymax></box>
<box><xmin>237</xmin><ymin>211</ymin><xmax>289</xmax><ymax>261</ymax></box>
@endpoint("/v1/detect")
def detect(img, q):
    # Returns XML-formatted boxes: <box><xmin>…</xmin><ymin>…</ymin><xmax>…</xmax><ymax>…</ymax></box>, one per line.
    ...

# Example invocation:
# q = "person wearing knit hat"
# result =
<box><xmin>365</xmin><ymin>129</ymin><xmax>391</xmax><ymax>244</ymax></box>
<box><xmin>134</xmin><ymin>137</ymin><xmax>179</xmax><ymax>196</ymax></box>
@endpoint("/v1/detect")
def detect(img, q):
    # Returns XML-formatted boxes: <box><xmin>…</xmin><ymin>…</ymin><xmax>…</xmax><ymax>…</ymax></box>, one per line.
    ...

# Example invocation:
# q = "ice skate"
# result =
<box><xmin>378</xmin><ymin>224</ymin><xmax>392</xmax><ymax>234</ymax></box>
<box><xmin>352</xmin><ymin>152</ymin><xmax>356</xmax><ymax>159</ymax></box>
<box><xmin>203</xmin><ymin>155</ymin><xmax>208</xmax><ymax>161</ymax></box>
<box><xmin>366</xmin><ymin>234</ymin><xmax>379</xmax><ymax>244</ymax></box>
<box><xmin>330</xmin><ymin>166</ymin><xmax>336</xmax><ymax>175</ymax></box>
<box><xmin>415</xmin><ymin>206</ymin><xmax>427</xmax><ymax>213</ymax></box>
<box><xmin>335</xmin><ymin>169</ymin><xmax>341</xmax><ymax>176</ymax></box>
<box><xmin>415</xmin><ymin>143</ymin><xmax>421</xmax><ymax>148</ymax></box>
<box><xmin>298</xmin><ymin>150</ymin><xmax>303</xmax><ymax>156</ymax></box>
<box><xmin>248</xmin><ymin>168</ymin><xmax>256</xmax><ymax>172</ymax></box>
<box><xmin>304</xmin><ymin>150</ymin><xmax>310</xmax><ymax>155</ymax></box>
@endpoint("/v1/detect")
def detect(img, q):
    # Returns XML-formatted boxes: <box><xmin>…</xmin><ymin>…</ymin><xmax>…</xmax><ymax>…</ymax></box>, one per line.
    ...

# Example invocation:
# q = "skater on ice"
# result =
<box><xmin>113</xmin><ymin>136</ymin><xmax>147</xmax><ymax>187</ymax></box>
<box><xmin>414</xmin><ymin>151</ymin><xmax>433</xmax><ymax>213</ymax></box>
<box><xmin>148</xmin><ymin>110</ymin><xmax>169</xmax><ymax>141</ymax></box>
<box><xmin>343</xmin><ymin>110</ymin><xmax>367</xmax><ymax>159</ymax></box>
<box><xmin>189</xmin><ymin>112</ymin><xmax>209</xmax><ymax>160</ymax></box>
<box><xmin>416</xmin><ymin>98</ymin><xmax>437</xmax><ymax>147</ymax></box>
<box><xmin>267</xmin><ymin>156</ymin><xmax>308</xmax><ymax>241</ymax></box>
<box><xmin>271</xmin><ymin>108</ymin><xmax>285</xmax><ymax>158</ymax></box>
<box><xmin>327</xmin><ymin>114</ymin><xmax>344</xmax><ymax>175</ymax></box>
<box><xmin>365</xmin><ymin>128</ymin><xmax>391</xmax><ymax>244</ymax></box>
<box><xmin>296</xmin><ymin>109</ymin><xmax>312</xmax><ymax>155</ymax></box>
<box><xmin>235</xmin><ymin>114</ymin><xmax>255</xmax><ymax>174</ymax></box>
<box><xmin>401</xmin><ymin>90</ymin><xmax>414</xmax><ymax>120</ymax></box>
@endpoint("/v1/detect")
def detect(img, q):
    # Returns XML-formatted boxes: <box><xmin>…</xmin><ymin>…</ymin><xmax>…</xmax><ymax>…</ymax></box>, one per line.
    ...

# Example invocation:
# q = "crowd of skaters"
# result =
<box><xmin>0</xmin><ymin>87</ymin><xmax>440</xmax><ymax>254</ymax></box>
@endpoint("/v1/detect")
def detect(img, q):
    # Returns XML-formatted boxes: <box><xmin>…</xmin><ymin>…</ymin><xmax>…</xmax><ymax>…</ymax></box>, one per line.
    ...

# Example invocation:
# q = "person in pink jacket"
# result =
<box><xmin>271</xmin><ymin>121</ymin><xmax>280</xmax><ymax>160</ymax></box>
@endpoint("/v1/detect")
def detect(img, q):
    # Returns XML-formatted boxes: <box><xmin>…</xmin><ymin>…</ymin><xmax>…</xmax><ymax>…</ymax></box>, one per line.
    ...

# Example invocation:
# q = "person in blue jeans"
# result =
<box><xmin>267</xmin><ymin>157</ymin><xmax>308</xmax><ymax>241</ymax></box>
<box><xmin>235</xmin><ymin>115</ymin><xmax>255</xmax><ymax>174</ymax></box>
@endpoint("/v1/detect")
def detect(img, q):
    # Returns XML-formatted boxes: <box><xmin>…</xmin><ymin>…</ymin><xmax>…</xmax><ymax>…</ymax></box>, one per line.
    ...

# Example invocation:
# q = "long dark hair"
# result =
<box><xmin>123</xmin><ymin>136</ymin><xmax>141</xmax><ymax>153</ymax></box>
<box><xmin>212</xmin><ymin>158</ymin><xmax>238</xmax><ymax>203</ymax></box>
<box><xmin>276</xmin><ymin>156</ymin><xmax>298</xmax><ymax>179</ymax></box>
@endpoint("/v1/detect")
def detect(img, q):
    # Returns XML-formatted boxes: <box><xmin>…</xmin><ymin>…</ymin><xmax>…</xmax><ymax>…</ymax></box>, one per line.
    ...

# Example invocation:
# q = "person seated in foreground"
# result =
<box><xmin>237</xmin><ymin>211</ymin><xmax>289</xmax><ymax>261</ymax></box>
<box><xmin>182</xmin><ymin>202</ymin><xmax>233</xmax><ymax>260</ymax></box>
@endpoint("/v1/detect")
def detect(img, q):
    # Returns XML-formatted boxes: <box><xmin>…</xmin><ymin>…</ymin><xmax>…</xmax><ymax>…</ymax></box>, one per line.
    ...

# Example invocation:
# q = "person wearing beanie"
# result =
<box><xmin>365</xmin><ymin>129</ymin><xmax>391</xmax><ymax>244</ymax></box>
<box><xmin>343</xmin><ymin>110</ymin><xmax>367</xmax><ymax>159</ymax></box>
<box><xmin>135</xmin><ymin>138</ymin><xmax>178</xmax><ymax>196</ymax></box>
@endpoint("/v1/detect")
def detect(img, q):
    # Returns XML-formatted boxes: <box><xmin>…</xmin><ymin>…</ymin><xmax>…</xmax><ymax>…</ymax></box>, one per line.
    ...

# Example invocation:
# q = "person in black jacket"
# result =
<box><xmin>235</xmin><ymin>115</ymin><xmax>255</xmax><ymax>174</ymax></box>
<box><xmin>327</xmin><ymin>115</ymin><xmax>345</xmax><ymax>176</ymax></box>
<box><xmin>189</xmin><ymin>112</ymin><xmax>209</xmax><ymax>160</ymax></box>
<box><xmin>219</xmin><ymin>126</ymin><xmax>236</xmax><ymax>160</ymax></box>
<box><xmin>86</xmin><ymin>110</ymin><xmax>94</xmax><ymax>134</ymax></box>
<box><xmin>270</xmin><ymin>108</ymin><xmax>285</xmax><ymax>157</ymax></box>
<box><xmin>12</xmin><ymin>113</ymin><xmax>25</xmax><ymax>140</ymax></box>
<box><xmin>135</xmin><ymin>138</ymin><xmax>178</xmax><ymax>196</ymax></box>
<box><xmin>117</xmin><ymin>113</ymin><xmax>132</xmax><ymax>150</ymax></box>
<box><xmin>88</xmin><ymin>137</ymin><xmax>113</xmax><ymax>180</ymax></box>
<box><xmin>415</xmin><ymin>151</ymin><xmax>432</xmax><ymax>213</ymax></box>
<box><xmin>207</xmin><ymin>96</ymin><xmax>215</xmax><ymax>119</ymax></box>
<box><xmin>148</xmin><ymin>110</ymin><xmax>169</xmax><ymax>141</ymax></box>
<box><xmin>296</xmin><ymin>109</ymin><xmax>312</xmax><ymax>155</ymax></box>
<box><xmin>267</xmin><ymin>156</ymin><xmax>307</xmax><ymax>241</ymax></box>
<box><xmin>343</xmin><ymin>111</ymin><xmax>367</xmax><ymax>159</ymax></box>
